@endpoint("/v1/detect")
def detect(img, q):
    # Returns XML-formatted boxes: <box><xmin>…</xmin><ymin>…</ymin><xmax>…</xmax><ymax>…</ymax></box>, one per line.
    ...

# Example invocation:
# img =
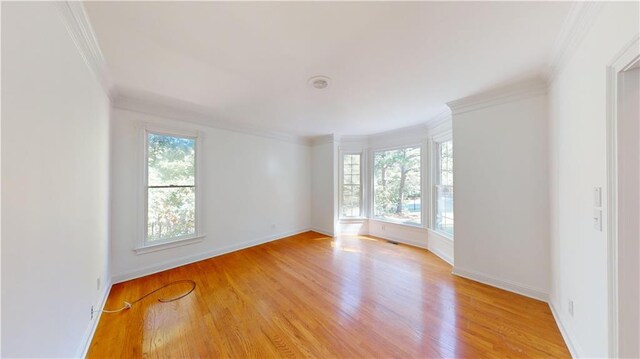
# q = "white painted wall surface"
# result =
<box><xmin>548</xmin><ymin>3</ymin><xmax>639</xmax><ymax>357</ymax></box>
<box><xmin>452</xmin><ymin>93</ymin><xmax>549</xmax><ymax>301</ymax></box>
<box><xmin>1</xmin><ymin>2</ymin><xmax>110</xmax><ymax>357</ymax></box>
<box><xmin>337</xmin><ymin>220</ymin><xmax>369</xmax><ymax>235</ymax></box>
<box><xmin>110</xmin><ymin>108</ymin><xmax>311</xmax><ymax>281</ymax></box>
<box><xmin>310</xmin><ymin>141</ymin><xmax>335</xmax><ymax>235</ymax></box>
<box><xmin>426</xmin><ymin>230</ymin><xmax>454</xmax><ymax>266</ymax></box>
<box><xmin>368</xmin><ymin>220</ymin><xmax>428</xmax><ymax>248</ymax></box>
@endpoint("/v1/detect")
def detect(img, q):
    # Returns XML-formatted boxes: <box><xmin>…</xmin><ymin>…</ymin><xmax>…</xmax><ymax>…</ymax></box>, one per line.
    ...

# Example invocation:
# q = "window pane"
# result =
<box><xmin>343</xmin><ymin>185</ymin><xmax>353</xmax><ymax>198</ymax></box>
<box><xmin>435</xmin><ymin>140</ymin><xmax>453</xmax><ymax>235</ymax></box>
<box><xmin>439</xmin><ymin>140</ymin><xmax>453</xmax><ymax>186</ymax></box>
<box><xmin>341</xmin><ymin>154</ymin><xmax>361</xmax><ymax>217</ymax></box>
<box><xmin>373</xmin><ymin>147</ymin><xmax>421</xmax><ymax>224</ymax></box>
<box><xmin>344</xmin><ymin>171</ymin><xmax>353</xmax><ymax>185</ymax></box>
<box><xmin>435</xmin><ymin>185</ymin><xmax>454</xmax><ymax>236</ymax></box>
<box><xmin>147</xmin><ymin>187</ymin><xmax>195</xmax><ymax>241</ymax></box>
<box><xmin>148</xmin><ymin>133</ymin><xmax>195</xmax><ymax>186</ymax></box>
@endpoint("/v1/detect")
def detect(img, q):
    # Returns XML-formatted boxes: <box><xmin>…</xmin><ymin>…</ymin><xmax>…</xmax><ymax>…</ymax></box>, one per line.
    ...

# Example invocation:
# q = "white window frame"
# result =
<box><xmin>371</xmin><ymin>143</ymin><xmax>424</xmax><ymax>227</ymax></box>
<box><xmin>135</xmin><ymin>125</ymin><xmax>204</xmax><ymax>254</ymax></box>
<box><xmin>431</xmin><ymin>131</ymin><xmax>454</xmax><ymax>239</ymax></box>
<box><xmin>339</xmin><ymin>151</ymin><xmax>364</xmax><ymax>219</ymax></box>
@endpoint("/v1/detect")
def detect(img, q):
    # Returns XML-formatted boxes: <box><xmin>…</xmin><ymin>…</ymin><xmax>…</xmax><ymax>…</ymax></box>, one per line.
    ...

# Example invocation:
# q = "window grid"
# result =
<box><xmin>145</xmin><ymin>132</ymin><xmax>197</xmax><ymax>244</ymax></box>
<box><xmin>341</xmin><ymin>154</ymin><xmax>361</xmax><ymax>217</ymax></box>
<box><xmin>435</xmin><ymin>140</ymin><xmax>453</xmax><ymax>236</ymax></box>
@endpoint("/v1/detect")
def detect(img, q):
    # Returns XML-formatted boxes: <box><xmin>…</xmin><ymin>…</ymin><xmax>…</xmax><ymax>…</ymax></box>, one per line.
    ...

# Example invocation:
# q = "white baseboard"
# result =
<box><xmin>426</xmin><ymin>230</ymin><xmax>454</xmax><ymax>266</ymax></box>
<box><xmin>452</xmin><ymin>266</ymin><xmax>548</xmax><ymax>302</ymax></box>
<box><xmin>428</xmin><ymin>245</ymin><xmax>454</xmax><ymax>266</ymax></box>
<box><xmin>549</xmin><ymin>300</ymin><xmax>579</xmax><ymax>358</ymax></box>
<box><xmin>309</xmin><ymin>227</ymin><xmax>334</xmax><ymax>237</ymax></box>
<box><xmin>111</xmin><ymin>228</ymin><xmax>311</xmax><ymax>284</ymax></box>
<box><xmin>369</xmin><ymin>229</ymin><xmax>455</xmax><ymax>266</ymax></box>
<box><xmin>370</xmin><ymin>230</ymin><xmax>429</xmax><ymax>250</ymax></box>
<box><xmin>75</xmin><ymin>279</ymin><xmax>113</xmax><ymax>358</ymax></box>
<box><xmin>368</xmin><ymin>229</ymin><xmax>455</xmax><ymax>264</ymax></box>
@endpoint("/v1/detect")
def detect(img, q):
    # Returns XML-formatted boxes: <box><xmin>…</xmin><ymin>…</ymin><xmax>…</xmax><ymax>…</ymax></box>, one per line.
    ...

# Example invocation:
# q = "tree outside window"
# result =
<box><xmin>373</xmin><ymin>146</ymin><xmax>421</xmax><ymax>225</ymax></box>
<box><xmin>435</xmin><ymin>140</ymin><xmax>453</xmax><ymax>236</ymax></box>
<box><xmin>146</xmin><ymin>133</ymin><xmax>196</xmax><ymax>243</ymax></box>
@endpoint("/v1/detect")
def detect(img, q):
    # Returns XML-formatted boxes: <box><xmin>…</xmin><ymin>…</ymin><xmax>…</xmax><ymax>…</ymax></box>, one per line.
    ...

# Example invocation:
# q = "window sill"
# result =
<box><xmin>134</xmin><ymin>235</ymin><xmax>205</xmax><ymax>255</ymax></box>
<box><xmin>428</xmin><ymin>228</ymin><xmax>454</xmax><ymax>242</ymax></box>
<box><xmin>339</xmin><ymin>217</ymin><xmax>368</xmax><ymax>223</ymax></box>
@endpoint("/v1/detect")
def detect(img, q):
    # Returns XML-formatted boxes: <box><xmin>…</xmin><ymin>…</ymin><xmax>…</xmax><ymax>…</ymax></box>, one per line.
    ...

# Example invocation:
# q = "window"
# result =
<box><xmin>434</xmin><ymin>140</ymin><xmax>453</xmax><ymax>236</ymax></box>
<box><xmin>373</xmin><ymin>146</ymin><xmax>421</xmax><ymax>225</ymax></box>
<box><xmin>341</xmin><ymin>153</ymin><xmax>362</xmax><ymax>217</ymax></box>
<box><xmin>145</xmin><ymin>131</ymin><xmax>198</xmax><ymax>245</ymax></box>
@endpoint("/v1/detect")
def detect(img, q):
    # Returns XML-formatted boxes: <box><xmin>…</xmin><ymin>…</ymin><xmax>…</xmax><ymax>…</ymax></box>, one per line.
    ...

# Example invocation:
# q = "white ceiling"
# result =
<box><xmin>85</xmin><ymin>1</ymin><xmax>572</xmax><ymax>138</ymax></box>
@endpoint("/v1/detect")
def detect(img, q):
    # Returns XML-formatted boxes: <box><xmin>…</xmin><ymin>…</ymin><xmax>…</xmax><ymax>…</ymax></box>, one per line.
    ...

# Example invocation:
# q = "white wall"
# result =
<box><xmin>110</xmin><ymin>108</ymin><xmax>311</xmax><ymax>281</ymax></box>
<box><xmin>367</xmin><ymin>221</ymin><xmax>455</xmax><ymax>267</ymax></box>
<box><xmin>310</xmin><ymin>139</ymin><xmax>335</xmax><ymax>235</ymax></box>
<box><xmin>1</xmin><ymin>2</ymin><xmax>110</xmax><ymax>357</ymax></box>
<box><xmin>548</xmin><ymin>2</ymin><xmax>639</xmax><ymax>357</ymax></box>
<box><xmin>451</xmin><ymin>91</ymin><xmax>549</xmax><ymax>301</ymax></box>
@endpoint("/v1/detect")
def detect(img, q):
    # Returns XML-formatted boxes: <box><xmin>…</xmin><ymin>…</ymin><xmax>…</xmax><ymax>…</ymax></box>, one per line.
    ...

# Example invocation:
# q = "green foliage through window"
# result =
<box><xmin>373</xmin><ymin>147</ymin><xmax>421</xmax><ymax>224</ymax></box>
<box><xmin>341</xmin><ymin>154</ymin><xmax>361</xmax><ymax>217</ymax></box>
<box><xmin>146</xmin><ymin>133</ymin><xmax>196</xmax><ymax>241</ymax></box>
<box><xmin>435</xmin><ymin>140</ymin><xmax>453</xmax><ymax>236</ymax></box>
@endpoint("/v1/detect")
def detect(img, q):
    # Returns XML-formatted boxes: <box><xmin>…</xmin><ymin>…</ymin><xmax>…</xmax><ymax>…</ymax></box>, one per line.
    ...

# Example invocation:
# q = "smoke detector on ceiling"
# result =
<box><xmin>308</xmin><ymin>76</ymin><xmax>330</xmax><ymax>90</ymax></box>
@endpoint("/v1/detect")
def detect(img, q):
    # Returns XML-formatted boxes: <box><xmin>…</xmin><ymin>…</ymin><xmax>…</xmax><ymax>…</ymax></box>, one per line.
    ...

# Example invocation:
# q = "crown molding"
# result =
<box><xmin>57</xmin><ymin>1</ymin><xmax>113</xmax><ymax>96</ymax></box>
<box><xmin>446</xmin><ymin>78</ymin><xmax>547</xmax><ymax>116</ymax></box>
<box><xmin>112</xmin><ymin>86</ymin><xmax>311</xmax><ymax>146</ymax></box>
<box><xmin>335</xmin><ymin>110</ymin><xmax>452</xmax><ymax>148</ymax></box>
<box><xmin>335</xmin><ymin>134</ymin><xmax>369</xmax><ymax>148</ymax></box>
<box><xmin>546</xmin><ymin>2</ymin><xmax>604</xmax><ymax>82</ymax></box>
<box><xmin>424</xmin><ymin>109</ymin><xmax>452</xmax><ymax>131</ymax></box>
<box><xmin>309</xmin><ymin>134</ymin><xmax>335</xmax><ymax>146</ymax></box>
<box><xmin>426</xmin><ymin>110</ymin><xmax>452</xmax><ymax>139</ymax></box>
<box><xmin>367</xmin><ymin>121</ymin><xmax>429</xmax><ymax>144</ymax></box>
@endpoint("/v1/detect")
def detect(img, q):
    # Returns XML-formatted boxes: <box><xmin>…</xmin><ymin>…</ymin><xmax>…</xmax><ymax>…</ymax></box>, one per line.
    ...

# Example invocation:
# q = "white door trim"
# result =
<box><xmin>606</xmin><ymin>34</ymin><xmax>639</xmax><ymax>359</ymax></box>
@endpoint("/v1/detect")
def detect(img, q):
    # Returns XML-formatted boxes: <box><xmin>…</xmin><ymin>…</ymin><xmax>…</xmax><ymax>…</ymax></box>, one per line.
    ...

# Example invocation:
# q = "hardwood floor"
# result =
<box><xmin>88</xmin><ymin>231</ymin><xmax>570</xmax><ymax>358</ymax></box>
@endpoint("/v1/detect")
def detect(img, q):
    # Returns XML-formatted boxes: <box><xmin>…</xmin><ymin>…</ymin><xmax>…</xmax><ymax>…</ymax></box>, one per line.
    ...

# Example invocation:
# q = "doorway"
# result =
<box><xmin>617</xmin><ymin>58</ymin><xmax>639</xmax><ymax>359</ymax></box>
<box><xmin>608</xmin><ymin>37</ymin><xmax>640</xmax><ymax>358</ymax></box>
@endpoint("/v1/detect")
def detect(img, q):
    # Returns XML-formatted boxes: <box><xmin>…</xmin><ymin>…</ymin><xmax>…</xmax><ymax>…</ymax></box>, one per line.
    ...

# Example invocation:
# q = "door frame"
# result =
<box><xmin>606</xmin><ymin>34</ymin><xmax>639</xmax><ymax>359</ymax></box>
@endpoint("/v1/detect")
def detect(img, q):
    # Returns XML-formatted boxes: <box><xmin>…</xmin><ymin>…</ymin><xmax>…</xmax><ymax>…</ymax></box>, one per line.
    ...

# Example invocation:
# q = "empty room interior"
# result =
<box><xmin>2</xmin><ymin>1</ymin><xmax>640</xmax><ymax>358</ymax></box>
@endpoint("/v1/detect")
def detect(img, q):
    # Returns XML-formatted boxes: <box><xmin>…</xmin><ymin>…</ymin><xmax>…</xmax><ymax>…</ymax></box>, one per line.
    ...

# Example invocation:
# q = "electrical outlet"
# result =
<box><xmin>568</xmin><ymin>300</ymin><xmax>574</xmax><ymax>316</ymax></box>
<box><xmin>381</xmin><ymin>224</ymin><xmax>386</xmax><ymax>231</ymax></box>
<box><xmin>90</xmin><ymin>305</ymin><xmax>94</xmax><ymax>320</ymax></box>
<box><xmin>271</xmin><ymin>224</ymin><xmax>276</xmax><ymax>230</ymax></box>
<box><xmin>97</xmin><ymin>277</ymin><xmax>101</xmax><ymax>291</ymax></box>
